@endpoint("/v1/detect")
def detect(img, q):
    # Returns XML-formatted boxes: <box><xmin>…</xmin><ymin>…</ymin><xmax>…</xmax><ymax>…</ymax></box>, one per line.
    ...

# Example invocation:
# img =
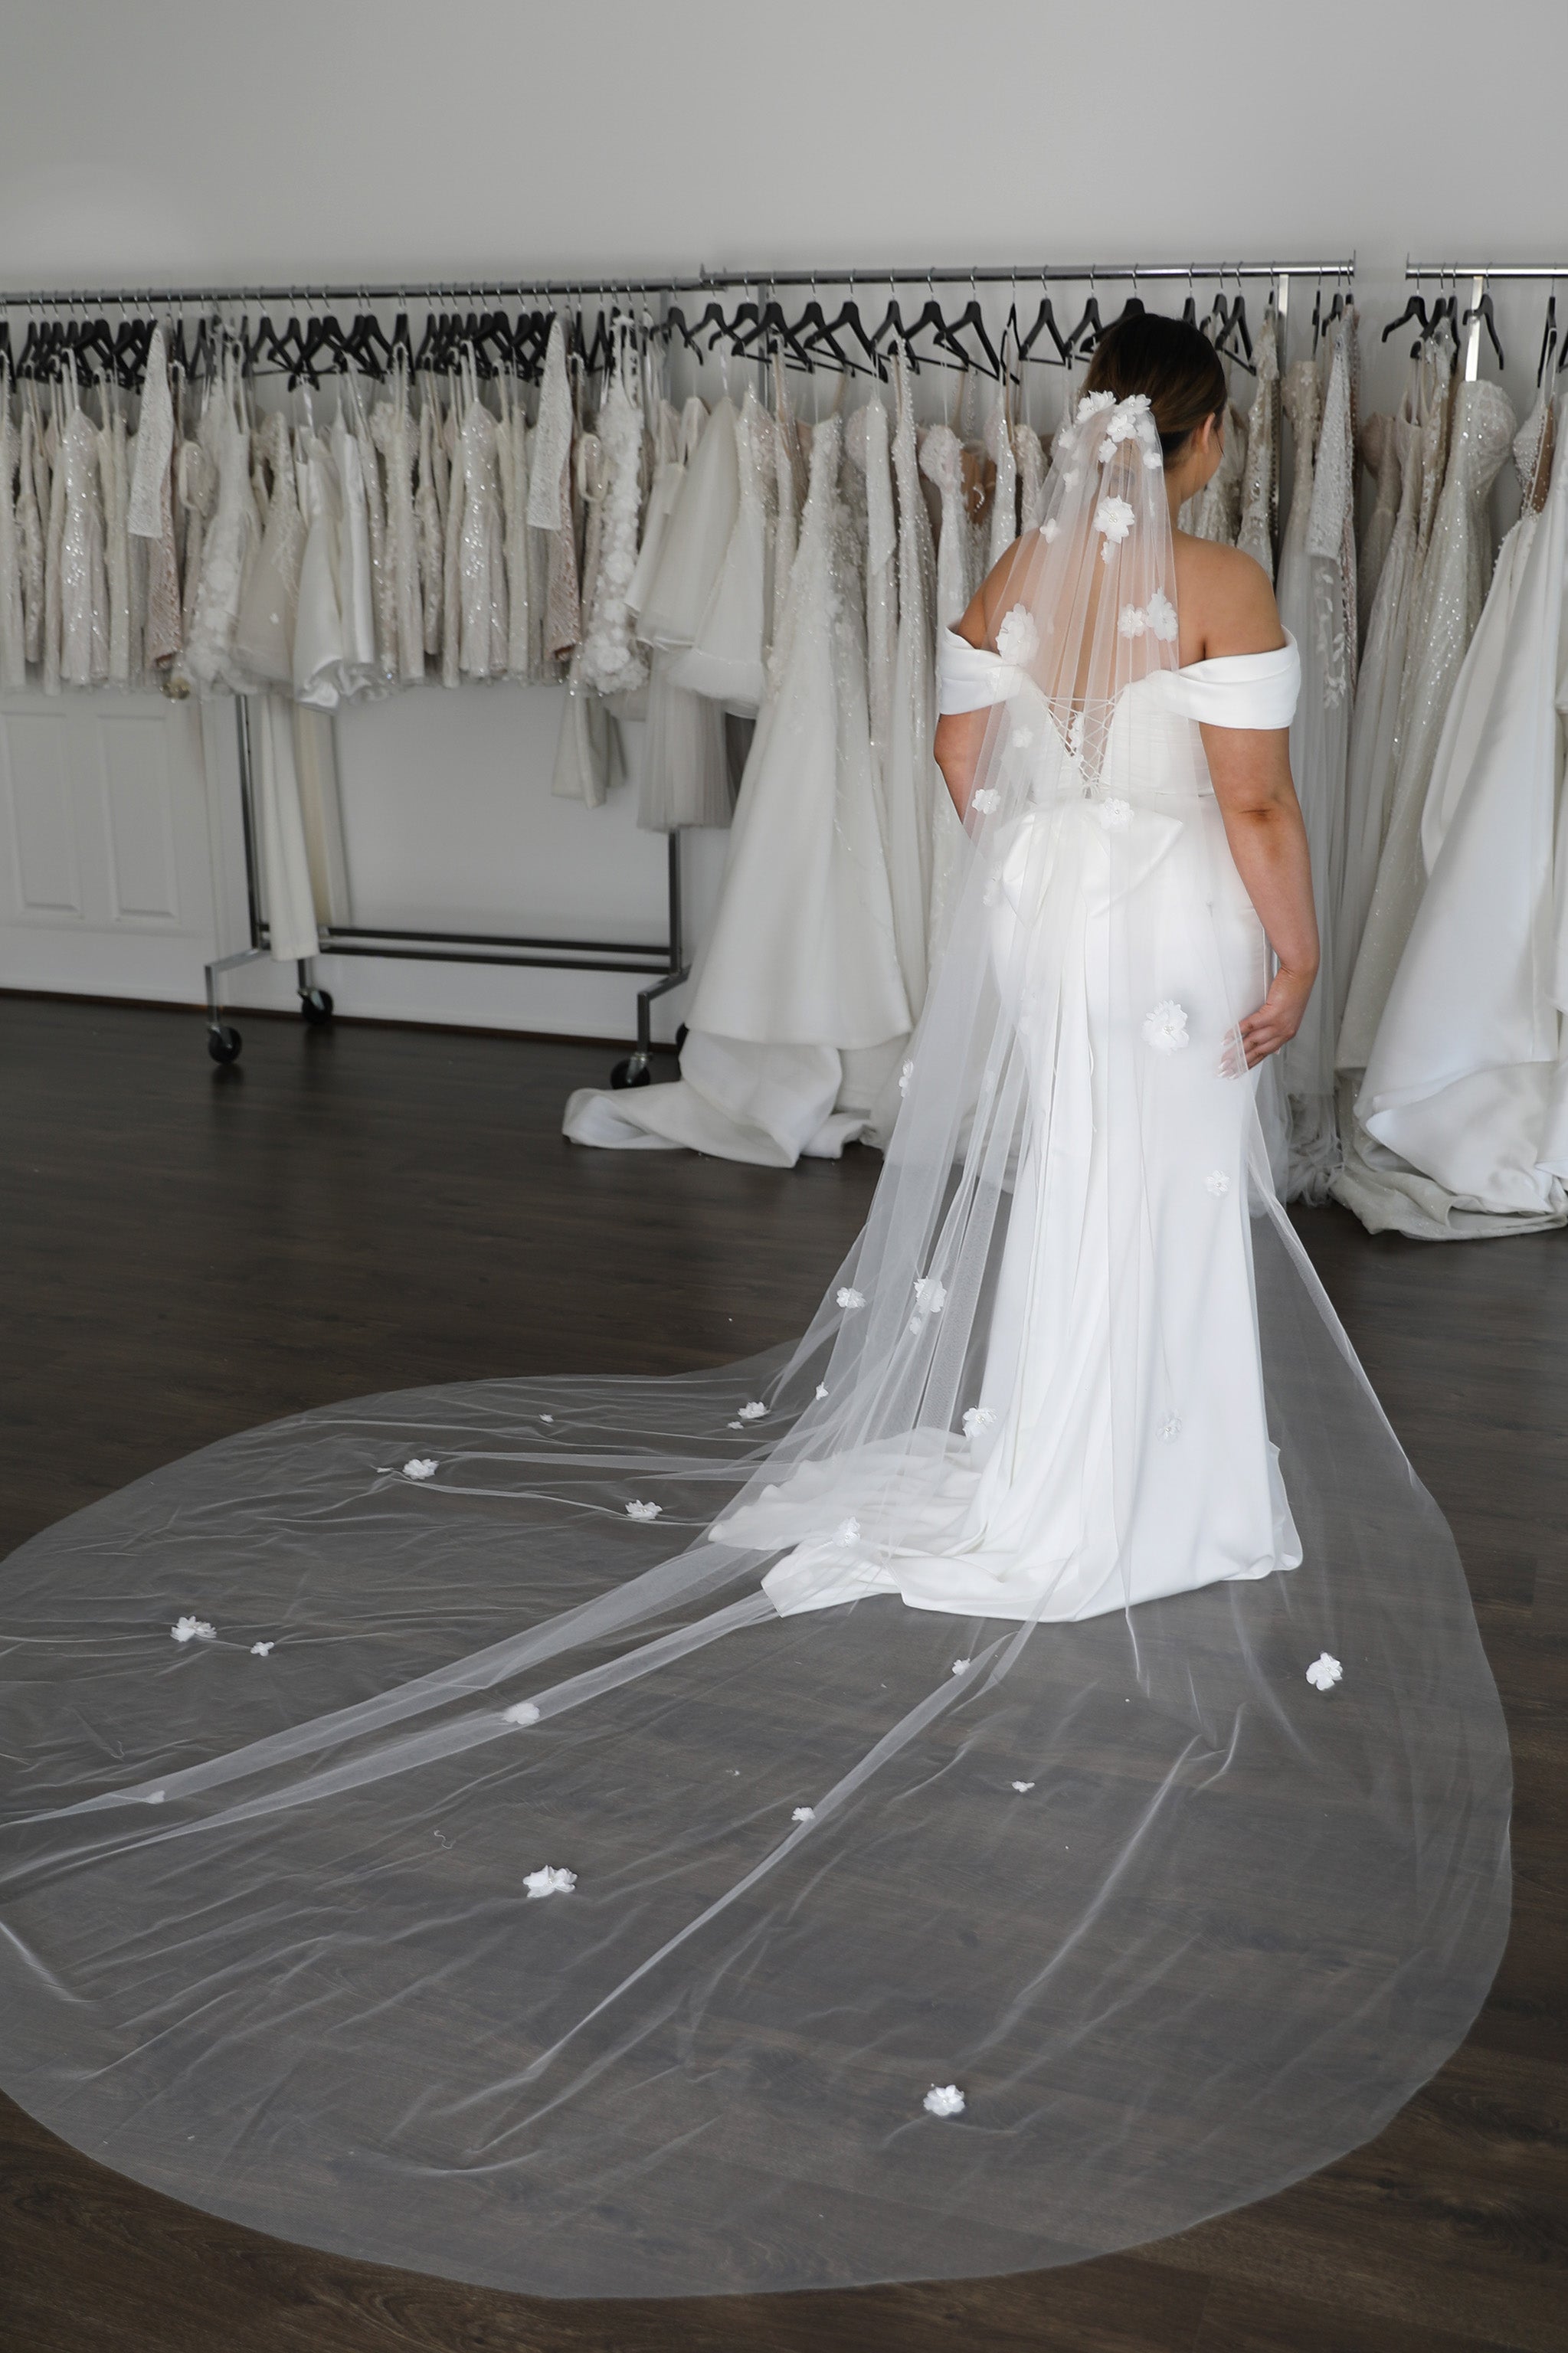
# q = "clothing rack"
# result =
<box><xmin>1</xmin><ymin>258</ymin><xmax>1351</xmax><ymax>1071</ymax></box>
<box><xmin>1404</xmin><ymin>260</ymin><xmax>1567</xmax><ymax>382</ymax></box>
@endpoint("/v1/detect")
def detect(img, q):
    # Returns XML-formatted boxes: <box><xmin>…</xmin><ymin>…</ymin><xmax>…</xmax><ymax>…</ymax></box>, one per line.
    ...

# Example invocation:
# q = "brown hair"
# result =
<box><xmin>1080</xmin><ymin>311</ymin><xmax>1226</xmax><ymax>458</ymax></box>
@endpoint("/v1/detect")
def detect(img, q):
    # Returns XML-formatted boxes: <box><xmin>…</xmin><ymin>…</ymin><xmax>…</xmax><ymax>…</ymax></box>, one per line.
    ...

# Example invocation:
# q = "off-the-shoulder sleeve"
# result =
<box><xmin>1156</xmin><ymin>633</ymin><xmax>1301</xmax><ymax>729</ymax></box>
<box><xmin>937</xmin><ymin>629</ymin><xmax>1030</xmax><ymax>715</ymax></box>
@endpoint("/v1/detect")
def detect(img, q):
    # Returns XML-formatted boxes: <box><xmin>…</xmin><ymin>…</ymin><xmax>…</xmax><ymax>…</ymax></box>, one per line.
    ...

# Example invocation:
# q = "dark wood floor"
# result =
<box><xmin>1</xmin><ymin>996</ymin><xmax>1563</xmax><ymax>2353</ymax></box>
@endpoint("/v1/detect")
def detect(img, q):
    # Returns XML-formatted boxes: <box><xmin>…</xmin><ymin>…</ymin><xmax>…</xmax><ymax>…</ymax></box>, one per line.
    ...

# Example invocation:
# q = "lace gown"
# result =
<box><xmin>1336</xmin><ymin>394</ymin><xmax>1567</xmax><ymax>1238</ymax></box>
<box><xmin>1337</xmin><ymin>408</ymin><xmax>1423</xmax><ymax>992</ymax></box>
<box><xmin>1236</xmin><ymin>316</ymin><xmax>1279</xmax><ymax>580</ymax></box>
<box><xmin>1357</xmin><ymin>405</ymin><xmax>1403</xmax><ymax>646</ymax></box>
<box><xmin>673</xmin><ymin>385</ymin><xmax>774</xmax><ymax>714</ymax></box>
<box><xmin>564</xmin><ymin>413</ymin><xmax>912</xmax><ymax>1163</ymax></box>
<box><xmin>1179</xmin><ymin>400</ymin><xmax>1247</xmax><ymax>544</ymax></box>
<box><xmin>0</xmin><ymin>385</ymin><xmax>26</xmax><ymax>692</ymax></box>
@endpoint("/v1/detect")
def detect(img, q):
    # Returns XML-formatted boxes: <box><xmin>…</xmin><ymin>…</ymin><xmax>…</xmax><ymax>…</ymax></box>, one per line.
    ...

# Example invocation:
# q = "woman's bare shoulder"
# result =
<box><xmin>1171</xmin><ymin>535</ymin><xmax>1285</xmax><ymax>659</ymax></box>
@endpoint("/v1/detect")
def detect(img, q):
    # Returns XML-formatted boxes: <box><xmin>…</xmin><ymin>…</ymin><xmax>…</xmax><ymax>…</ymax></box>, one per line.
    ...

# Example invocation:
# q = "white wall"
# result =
<box><xmin>0</xmin><ymin>0</ymin><xmax>1562</xmax><ymax>1037</ymax></box>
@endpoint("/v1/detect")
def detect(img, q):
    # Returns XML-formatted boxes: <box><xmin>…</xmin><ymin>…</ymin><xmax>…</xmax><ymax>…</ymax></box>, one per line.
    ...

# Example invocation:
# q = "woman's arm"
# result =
<box><xmin>933</xmin><ymin>542</ymin><xmax>1034</xmax><ymax>818</ymax></box>
<box><xmin>1202</xmin><ymin>722</ymin><xmax>1319</xmax><ymax>1066</ymax></box>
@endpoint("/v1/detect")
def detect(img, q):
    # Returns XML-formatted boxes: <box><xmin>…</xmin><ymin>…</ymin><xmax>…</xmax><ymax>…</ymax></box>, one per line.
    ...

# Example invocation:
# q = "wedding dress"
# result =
<box><xmin>1014</xmin><ymin>413</ymin><xmax>1048</xmax><ymax>535</ymax></box>
<box><xmin>56</xmin><ymin>381</ymin><xmax>110</xmax><ymax>689</ymax></box>
<box><xmin>371</xmin><ymin>359</ymin><xmax>424</xmax><ymax>683</ymax></box>
<box><xmin>920</xmin><ymin>421</ymin><xmax>980</xmax><ymax>961</ymax></box>
<box><xmin>985</xmin><ymin>385</ymin><xmax>1019</xmax><ymax>565</ymax></box>
<box><xmin>0</xmin><ymin>377</ymin><xmax>27</xmax><ymax>692</ymax></box>
<box><xmin>0</xmin><ymin>391</ymin><xmax>1508</xmax><ymax>2305</ymax></box>
<box><xmin>636</xmin><ymin>392</ymin><xmax>735</xmax><ymax>830</ymax></box>
<box><xmin>564</xmin><ymin>411</ymin><xmax>912</xmax><ymax>1162</ymax></box>
<box><xmin>1337</xmin><ymin>405</ymin><xmax>1422</xmax><ymax>989</ymax></box>
<box><xmin>1337</xmin><ymin>371</ymin><xmax>1516</xmax><ymax>1075</ymax></box>
<box><xmin>846</xmin><ymin>391</ymin><xmax>896</xmax><ymax>798</ymax></box>
<box><xmin>1236</xmin><ymin>316</ymin><xmax>1279</xmax><ymax>579</ymax></box>
<box><xmin>234</xmin><ymin>411</ymin><xmax>304</xmax><ymax>688</ymax></box>
<box><xmin>126</xmin><ymin>326</ymin><xmax>182</xmax><ymax>676</ymax></box>
<box><xmin>672</xmin><ymin>384</ymin><xmax>774</xmax><ymax>712</ymax></box>
<box><xmin>1179</xmin><ymin>398</ymin><xmax>1246</xmax><ymax>543</ymax></box>
<box><xmin>1357</xmin><ymin>403</ymin><xmax>1403</xmax><ymax>645</ymax></box>
<box><xmin>1334</xmin><ymin>393</ymin><xmax>1567</xmax><ymax>1239</ymax></box>
<box><xmin>578</xmin><ymin>358</ymin><xmax>647</xmax><ymax>700</ymax></box>
<box><xmin>882</xmin><ymin>352</ymin><xmax>938</xmax><ymax>1020</ymax></box>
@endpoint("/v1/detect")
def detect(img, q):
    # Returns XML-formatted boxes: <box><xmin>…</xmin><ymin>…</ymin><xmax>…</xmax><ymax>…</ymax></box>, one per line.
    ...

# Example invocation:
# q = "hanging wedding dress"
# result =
<box><xmin>882</xmin><ymin>351</ymin><xmax>938</xmax><ymax>1021</ymax></box>
<box><xmin>552</xmin><ymin>417</ymin><xmax>624</xmax><ymax>810</ymax></box>
<box><xmin>564</xmin><ymin>411</ymin><xmax>912</xmax><ymax>1162</ymax></box>
<box><xmin>126</xmin><ymin>326</ymin><xmax>182</xmax><ymax>677</ymax></box>
<box><xmin>985</xmin><ymin>383</ymin><xmax>1018</xmax><ymax>566</ymax></box>
<box><xmin>578</xmin><ymin>354</ymin><xmax>648</xmax><ymax>701</ymax></box>
<box><xmin>672</xmin><ymin>383</ymin><xmax>774</xmax><ymax>713</ymax></box>
<box><xmin>1337</xmin><ymin>368</ymin><xmax>1517</xmax><ymax>1075</ymax></box>
<box><xmin>233</xmin><ymin>410</ymin><xmax>305</xmax><ymax>688</ymax></box>
<box><xmin>1334</xmin><ymin>393</ymin><xmax>1566</xmax><ymax>1239</ymax></box>
<box><xmin>0</xmin><ymin>389</ymin><xmax>1508</xmax><ymax>2305</ymax></box>
<box><xmin>846</xmin><ymin>389</ymin><xmax>896</xmax><ymax>800</ymax></box>
<box><xmin>636</xmin><ymin>389</ymin><xmax>735</xmax><ymax>830</ymax></box>
<box><xmin>1179</xmin><ymin>396</ymin><xmax>1246</xmax><ymax>543</ymax></box>
<box><xmin>921</xmin><ymin>419</ymin><xmax>980</xmax><ymax>961</ymax></box>
<box><xmin>55</xmin><ymin>377</ymin><xmax>110</xmax><ymax>689</ymax></box>
<box><xmin>1337</xmin><ymin>403</ymin><xmax>1423</xmax><ymax>990</ymax></box>
<box><xmin>186</xmin><ymin>358</ymin><xmax>260</xmax><ymax>694</ymax></box>
<box><xmin>372</xmin><ymin>358</ymin><xmax>425</xmax><ymax>684</ymax></box>
<box><xmin>1014</xmin><ymin>409</ymin><xmax>1048</xmax><ymax>535</ymax></box>
<box><xmin>1236</xmin><ymin>314</ymin><xmax>1278</xmax><ymax>579</ymax></box>
<box><xmin>1357</xmin><ymin>401</ymin><xmax>1403</xmax><ymax>645</ymax></box>
<box><xmin>0</xmin><ymin>375</ymin><xmax>27</xmax><ymax>692</ymax></box>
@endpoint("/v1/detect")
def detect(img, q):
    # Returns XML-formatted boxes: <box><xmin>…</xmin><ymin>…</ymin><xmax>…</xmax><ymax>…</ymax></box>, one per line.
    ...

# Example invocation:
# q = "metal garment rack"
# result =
<box><xmin>2</xmin><ymin>257</ymin><xmax>1353</xmax><ymax>1071</ymax></box>
<box><xmin>1405</xmin><ymin>258</ymin><xmax>1566</xmax><ymax>382</ymax></box>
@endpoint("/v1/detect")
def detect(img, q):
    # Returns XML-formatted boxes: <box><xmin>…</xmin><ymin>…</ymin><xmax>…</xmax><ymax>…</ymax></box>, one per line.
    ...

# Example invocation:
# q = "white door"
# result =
<box><xmin>0</xmin><ymin>687</ymin><xmax>218</xmax><ymax>1002</ymax></box>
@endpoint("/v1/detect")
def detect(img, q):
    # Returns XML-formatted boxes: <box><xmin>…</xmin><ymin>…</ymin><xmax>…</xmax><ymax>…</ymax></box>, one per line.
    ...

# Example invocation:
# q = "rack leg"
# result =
<box><xmin>608</xmin><ymin>833</ymin><xmax>689</xmax><ymax>1089</ymax></box>
<box><xmin>204</xmin><ymin>946</ymin><xmax>267</xmax><ymax>1065</ymax></box>
<box><xmin>296</xmin><ymin>957</ymin><xmax>336</xmax><ymax>1028</ymax></box>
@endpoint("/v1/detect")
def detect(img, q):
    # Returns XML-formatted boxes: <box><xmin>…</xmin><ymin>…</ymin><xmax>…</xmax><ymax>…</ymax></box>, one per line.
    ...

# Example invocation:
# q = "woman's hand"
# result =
<box><xmin>1237</xmin><ymin>964</ymin><xmax>1317</xmax><ymax>1066</ymax></box>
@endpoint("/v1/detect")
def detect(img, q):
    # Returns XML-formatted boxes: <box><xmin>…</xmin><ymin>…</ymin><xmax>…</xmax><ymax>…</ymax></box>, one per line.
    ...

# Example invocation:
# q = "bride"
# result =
<box><xmin>0</xmin><ymin>319</ymin><xmax>1511</xmax><ymax>2303</ymax></box>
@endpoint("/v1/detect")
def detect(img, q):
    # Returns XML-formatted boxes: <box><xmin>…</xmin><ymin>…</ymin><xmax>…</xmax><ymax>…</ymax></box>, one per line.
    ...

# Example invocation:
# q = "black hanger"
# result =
<box><xmin>938</xmin><ymin>296</ymin><xmax>1002</xmax><ymax>380</ymax></box>
<box><xmin>1426</xmin><ymin>290</ymin><xmax>1459</xmax><ymax>350</ymax></box>
<box><xmin>1062</xmin><ymin>292</ymin><xmax>1104</xmax><ymax>360</ymax></box>
<box><xmin>1382</xmin><ymin>290</ymin><xmax>1428</xmax><ymax>343</ymax></box>
<box><xmin>1462</xmin><ymin>286</ymin><xmax>1504</xmax><ymax>371</ymax></box>
<box><xmin>792</xmin><ymin>295</ymin><xmax>867</xmax><ymax>374</ymax></box>
<box><xmin>1014</xmin><ymin>292</ymin><xmax>1069</xmax><ymax>365</ymax></box>
<box><xmin>810</xmin><ymin>295</ymin><xmax>883</xmax><ymax>376</ymax></box>
<box><xmin>1538</xmin><ymin>293</ymin><xmax>1559</xmax><ymax>385</ymax></box>
<box><xmin>733</xmin><ymin>296</ymin><xmax>814</xmax><ymax>372</ymax></box>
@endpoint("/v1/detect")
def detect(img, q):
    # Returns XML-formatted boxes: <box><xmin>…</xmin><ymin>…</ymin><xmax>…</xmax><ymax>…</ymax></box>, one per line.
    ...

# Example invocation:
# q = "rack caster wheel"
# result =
<box><xmin>675</xmin><ymin>1023</ymin><xmax>688</xmax><ymax>1052</ymax></box>
<box><xmin>610</xmin><ymin>1053</ymin><xmax>653</xmax><ymax>1090</ymax></box>
<box><xmin>300</xmin><ymin>987</ymin><xmax>335</xmax><ymax>1027</ymax></box>
<box><xmin>208</xmin><ymin>1024</ymin><xmax>243</xmax><ymax>1065</ymax></box>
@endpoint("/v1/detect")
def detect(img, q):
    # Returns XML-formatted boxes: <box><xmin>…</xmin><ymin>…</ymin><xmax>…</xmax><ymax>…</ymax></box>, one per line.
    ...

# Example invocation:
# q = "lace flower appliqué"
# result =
<box><xmin>403</xmin><ymin>1457</ymin><xmax>437</xmax><ymax>1481</ymax></box>
<box><xmin>524</xmin><ymin>1865</ymin><xmax>576</xmax><ymax>1900</ymax></box>
<box><xmin>971</xmin><ymin>787</ymin><xmax>1000</xmax><ymax>815</ymax></box>
<box><xmin>1143</xmin><ymin>1000</ymin><xmax>1190</xmax><ymax>1053</ymax></box>
<box><xmin>924</xmin><ymin>2083</ymin><xmax>966</xmax><ymax>2118</ymax></box>
<box><xmin>899</xmin><ymin>1060</ymin><xmax>914</xmax><ymax>1098</ymax></box>
<box><xmin>792</xmin><ymin>1805</ymin><xmax>816</xmax><ymax>1824</ymax></box>
<box><xmin>1012</xmin><ymin>1779</ymin><xmax>1036</xmax><ymax>1793</ymax></box>
<box><xmin>1146</xmin><ymin>588</ymin><xmax>1178</xmax><ymax>642</ymax></box>
<box><xmin>250</xmin><ymin>1640</ymin><xmax>274</xmax><ymax>1658</ymax></box>
<box><xmin>1077</xmin><ymin>391</ymin><xmax>1116</xmax><ymax>423</ymax></box>
<box><xmin>171</xmin><ymin>1616</ymin><xmax>216</xmax><ymax>1644</ymax></box>
<box><xmin>738</xmin><ymin>1400</ymin><xmax>768</xmax><ymax>1421</ymax></box>
<box><xmin>834</xmin><ymin>1517</ymin><xmax>861</xmax><ymax>1546</ymax></box>
<box><xmin>962</xmin><ymin>1405</ymin><xmax>995</xmax><ymax>1440</ymax></box>
<box><xmin>814</xmin><ymin>1382</ymin><xmax>829</xmax><ymax>1401</ymax></box>
<box><xmin>1159</xmin><ymin>1415</ymin><xmax>1183</xmax><ymax>1442</ymax></box>
<box><xmin>1118</xmin><ymin>603</ymin><xmax>1147</xmax><ymax>640</ymax></box>
<box><xmin>995</xmin><ymin>605</ymin><xmax>1039</xmax><ymax>666</ymax></box>
<box><xmin>1042</xmin><ymin>516</ymin><xmax>1060</xmax><ymax>543</ymax></box>
<box><xmin>1205</xmin><ymin>1170</ymin><xmax>1230</xmax><ymax>1198</ymax></box>
<box><xmin>1306</xmin><ymin>1653</ymin><xmax>1344</xmax><ymax>1691</ymax></box>
<box><xmin>1095</xmin><ymin>797</ymin><xmax>1134</xmax><ymax>831</ymax></box>
<box><xmin>1093</xmin><ymin>496</ymin><xmax>1134</xmax><ymax>561</ymax></box>
<box><xmin>836</xmin><ymin>1286</ymin><xmax>865</xmax><ymax>1311</ymax></box>
<box><xmin>505</xmin><ymin>1700</ymin><xmax>541</xmax><ymax>1725</ymax></box>
<box><xmin>625</xmin><ymin>1499</ymin><xmax>662</xmax><ymax>1520</ymax></box>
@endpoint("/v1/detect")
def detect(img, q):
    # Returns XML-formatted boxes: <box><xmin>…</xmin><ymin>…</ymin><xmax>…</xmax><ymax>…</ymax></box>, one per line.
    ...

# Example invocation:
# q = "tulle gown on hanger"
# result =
<box><xmin>562</xmin><ymin>412</ymin><xmax>912</xmax><ymax>1164</ymax></box>
<box><xmin>1337</xmin><ymin>393</ymin><xmax>1568</xmax><ymax>1237</ymax></box>
<box><xmin>0</xmin><ymin>388</ymin><xmax>1509</xmax><ymax>2309</ymax></box>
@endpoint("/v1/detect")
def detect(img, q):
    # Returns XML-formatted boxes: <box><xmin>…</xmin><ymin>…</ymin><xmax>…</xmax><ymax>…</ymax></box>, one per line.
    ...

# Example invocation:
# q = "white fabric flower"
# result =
<box><xmin>836</xmin><ymin>1287</ymin><xmax>865</xmax><ymax>1311</ymax></box>
<box><xmin>738</xmin><ymin>1401</ymin><xmax>767</xmax><ymax>1421</ymax></box>
<box><xmin>1011</xmin><ymin>1780</ymin><xmax>1036</xmax><ymax>1793</ymax></box>
<box><xmin>1306</xmin><ymin>1653</ymin><xmax>1344</xmax><ymax>1691</ymax></box>
<box><xmin>1143</xmin><ymin>1000</ymin><xmax>1190</xmax><ymax>1053</ymax></box>
<box><xmin>1095</xmin><ymin>796</ymin><xmax>1134</xmax><ymax>831</ymax></box>
<box><xmin>834</xmin><ymin>1517</ymin><xmax>861</xmax><ymax>1545</ymax></box>
<box><xmin>1205</xmin><ymin>1170</ymin><xmax>1231</xmax><ymax>1198</ymax></box>
<box><xmin>145</xmin><ymin>1790</ymin><xmax>165</xmax><ymax>1805</ymax></box>
<box><xmin>962</xmin><ymin>1406</ymin><xmax>995</xmax><ymax>1439</ymax></box>
<box><xmin>1059</xmin><ymin>467</ymin><xmax>1081</xmax><ymax>489</ymax></box>
<box><xmin>625</xmin><ymin>1499</ymin><xmax>662</xmax><ymax>1520</ymax></box>
<box><xmin>791</xmin><ymin>1805</ymin><xmax>816</xmax><ymax>1824</ymax></box>
<box><xmin>1143</xmin><ymin>447</ymin><xmax>1164</xmax><ymax>470</ymax></box>
<box><xmin>815</xmin><ymin>1383</ymin><xmax>829</xmax><ymax>1401</ymax></box>
<box><xmin>1077</xmin><ymin>391</ymin><xmax>1115</xmax><ymax>421</ymax></box>
<box><xmin>727</xmin><ymin>1420</ymin><xmax>742</xmax><ymax>1430</ymax></box>
<box><xmin>924</xmin><ymin>2083</ymin><xmax>966</xmax><ymax>2117</ymax></box>
<box><xmin>1146</xmin><ymin>588</ymin><xmax>1178</xmax><ymax>642</ymax></box>
<box><xmin>913</xmin><ymin>1277</ymin><xmax>946</xmax><ymax>1314</ymax></box>
<box><xmin>1093</xmin><ymin>495</ymin><xmax>1134</xmax><ymax>546</ymax></box>
<box><xmin>899</xmin><ymin>1059</ymin><xmax>915</xmax><ymax>1097</ymax></box>
<box><xmin>1011</xmin><ymin>724</ymin><xmax>1035</xmax><ymax>749</ymax></box>
<box><xmin>250</xmin><ymin>1640</ymin><xmax>274</xmax><ymax>1658</ymax></box>
<box><xmin>1159</xmin><ymin>1415</ymin><xmax>1183</xmax><ymax>1442</ymax></box>
<box><xmin>403</xmin><ymin>1457</ymin><xmax>437</xmax><ymax>1481</ymax></box>
<box><xmin>951</xmin><ymin>1657</ymin><xmax>971</xmax><ymax>1676</ymax></box>
<box><xmin>1042</xmin><ymin>515</ymin><xmax>1061</xmax><ymax>542</ymax></box>
<box><xmin>171</xmin><ymin>1616</ymin><xmax>216</xmax><ymax>1644</ymax></box>
<box><xmin>524</xmin><ymin>1865</ymin><xmax>576</xmax><ymax>1899</ymax></box>
<box><xmin>995</xmin><ymin>604</ymin><xmax>1039</xmax><ymax>666</ymax></box>
<box><xmin>971</xmin><ymin>787</ymin><xmax>1000</xmax><ymax>815</ymax></box>
<box><xmin>505</xmin><ymin>1700</ymin><xmax>541</xmax><ymax>1726</ymax></box>
<box><xmin>540</xmin><ymin>1413</ymin><xmax>553</xmax><ymax>1423</ymax></box>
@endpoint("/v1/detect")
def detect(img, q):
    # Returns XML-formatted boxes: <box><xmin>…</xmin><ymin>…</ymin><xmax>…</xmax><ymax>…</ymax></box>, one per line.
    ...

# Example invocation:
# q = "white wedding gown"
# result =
<box><xmin>563</xmin><ymin>412</ymin><xmax>912</xmax><ymax>1163</ymax></box>
<box><xmin>1337</xmin><ymin>393</ymin><xmax>1568</xmax><ymax>1237</ymax></box>
<box><xmin>729</xmin><ymin>627</ymin><xmax>1304</xmax><ymax>1621</ymax></box>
